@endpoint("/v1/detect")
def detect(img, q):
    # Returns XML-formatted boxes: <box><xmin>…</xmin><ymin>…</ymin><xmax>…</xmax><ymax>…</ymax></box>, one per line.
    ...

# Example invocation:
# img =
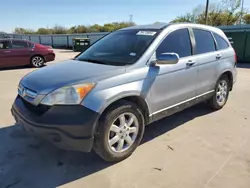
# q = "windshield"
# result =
<box><xmin>75</xmin><ymin>29</ymin><xmax>159</xmax><ymax>66</ymax></box>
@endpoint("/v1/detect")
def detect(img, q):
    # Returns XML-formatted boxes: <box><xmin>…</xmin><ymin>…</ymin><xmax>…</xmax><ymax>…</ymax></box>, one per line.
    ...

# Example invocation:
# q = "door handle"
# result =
<box><xmin>216</xmin><ymin>54</ymin><xmax>222</xmax><ymax>59</ymax></box>
<box><xmin>186</xmin><ymin>60</ymin><xmax>195</xmax><ymax>66</ymax></box>
<box><xmin>3</xmin><ymin>51</ymin><xmax>10</xmax><ymax>53</ymax></box>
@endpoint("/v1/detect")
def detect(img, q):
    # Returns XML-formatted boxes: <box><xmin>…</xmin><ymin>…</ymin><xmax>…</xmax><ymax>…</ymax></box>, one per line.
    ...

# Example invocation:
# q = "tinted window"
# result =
<box><xmin>156</xmin><ymin>29</ymin><xmax>192</xmax><ymax>58</ymax></box>
<box><xmin>0</xmin><ymin>41</ymin><xmax>11</xmax><ymax>49</ymax></box>
<box><xmin>213</xmin><ymin>33</ymin><xmax>229</xmax><ymax>50</ymax></box>
<box><xmin>193</xmin><ymin>29</ymin><xmax>216</xmax><ymax>54</ymax></box>
<box><xmin>12</xmin><ymin>41</ymin><xmax>28</xmax><ymax>49</ymax></box>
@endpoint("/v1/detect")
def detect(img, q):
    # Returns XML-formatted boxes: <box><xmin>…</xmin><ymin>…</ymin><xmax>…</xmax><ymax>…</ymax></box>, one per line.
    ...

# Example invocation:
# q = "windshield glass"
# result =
<box><xmin>75</xmin><ymin>29</ymin><xmax>159</xmax><ymax>66</ymax></box>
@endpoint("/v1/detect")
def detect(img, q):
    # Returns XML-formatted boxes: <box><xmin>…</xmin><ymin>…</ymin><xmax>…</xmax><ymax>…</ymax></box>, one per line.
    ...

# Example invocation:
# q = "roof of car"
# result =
<box><xmin>0</xmin><ymin>38</ymin><xmax>26</xmax><ymax>40</ymax></box>
<box><xmin>0</xmin><ymin>38</ymin><xmax>32</xmax><ymax>42</ymax></box>
<box><xmin>120</xmin><ymin>23</ymin><xmax>170</xmax><ymax>30</ymax></box>
<box><xmin>120</xmin><ymin>22</ymin><xmax>223</xmax><ymax>33</ymax></box>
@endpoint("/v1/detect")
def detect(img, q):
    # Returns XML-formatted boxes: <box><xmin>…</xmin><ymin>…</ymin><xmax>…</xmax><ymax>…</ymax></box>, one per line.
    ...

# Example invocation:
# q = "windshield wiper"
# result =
<box><xmin>77</xmin><ymin>58</ymin><xmax>107</xmax><ymax>65</ymax></box>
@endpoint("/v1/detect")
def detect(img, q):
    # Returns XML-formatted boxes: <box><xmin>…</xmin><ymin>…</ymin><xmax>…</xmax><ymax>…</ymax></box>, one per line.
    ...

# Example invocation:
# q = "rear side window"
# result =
<box><xmin>193</xmin><ymin>29</ymin><xmax>216</xmax><ymax>55</ymax></box>
<box><xmin>12</xmin><ymin>41</ymin><xmax>28</xmax><ymax>49</ymax></box>
<box><xmin>156</xmin><ymin>28</ymin><xmax>192</xmax><ymax>58</ymax></box>
<box><xmin>0</xmin><ymin>41</ymin><xmax>11</xmax><ymax>49</ymax></box>
<box><xmin>213</xmin><ymin>33</ymin><xmax>229</xmax><ymax>50</ymax></box>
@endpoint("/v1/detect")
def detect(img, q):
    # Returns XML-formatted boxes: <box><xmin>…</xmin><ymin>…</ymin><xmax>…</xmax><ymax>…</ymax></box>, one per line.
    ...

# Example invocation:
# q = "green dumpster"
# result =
<box><xmin>224</xmin><ymin>31</ymin><xmax>248</xmax><ymax>62</ymax></box>
<box><xmin>72</xmin><ymin>38</ymin><xmax>90</xmax><ymax>52</ymax></box>
<box><xmin>221</xmin><ymin>25</ymin><xmax>250</xmax><ymax>62</ymax></box>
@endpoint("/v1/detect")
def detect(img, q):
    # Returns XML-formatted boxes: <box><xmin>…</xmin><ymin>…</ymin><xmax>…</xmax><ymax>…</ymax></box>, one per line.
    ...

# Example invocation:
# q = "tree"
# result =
<box><xmin>221</xmin><ymin>0</ymin><xmax>242</xmax><ymax>25</ymax></box>
<box><xmin>67</xmin><ymin>25</ymin><xmax>88</xmax><ymax>34</ymax></box>
<box><xmin>243</xmin><ymin>14</ymin><xmax>250</xmax><ymax>24</ymax></box>
<box><xmin>13</xmin><ymin>22</ymin><xmax>136</xmax><ymax>35</ymax></box>
<box><xmin>37</xmin><ymin>28</ymin><xmax>52</xmax><ymax>35</ymax></box>
<box><xmin>171</xmin><ymin>0</ymin><xmax>246</xmax><ymax>26</ymax></box>
<box><xmin>88</xmin><ymin>24</ymin><xmax>102</xmax><ymax>32</ymax></box>
<box><xmin>14</xmin><ymin>28</ymin><xmax>27</xmax><ymax>34</ymax></box>
<box><xmin>14</xmin><ymin>28</ymin><xmax>35</xmax><ymax>34</ymax></box>
<box><xmin>52</xmin><ymin>25</ymin><xmax>67</xmax><ymax>34</ymax></box>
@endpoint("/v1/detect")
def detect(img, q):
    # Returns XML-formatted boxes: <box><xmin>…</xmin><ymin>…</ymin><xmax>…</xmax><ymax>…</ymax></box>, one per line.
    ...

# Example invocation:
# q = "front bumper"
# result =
<box><xmin>11</xmin><ymin>96</ymin><xmax>99</xmax><ymax>152</ymax></box>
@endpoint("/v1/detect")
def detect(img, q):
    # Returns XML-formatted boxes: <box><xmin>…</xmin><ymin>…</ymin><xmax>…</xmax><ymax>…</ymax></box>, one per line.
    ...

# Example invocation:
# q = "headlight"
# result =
<box><xmin>41</xmin><ymin>83</ymin><xmax>95</xmax><ymax>105</ymax></box>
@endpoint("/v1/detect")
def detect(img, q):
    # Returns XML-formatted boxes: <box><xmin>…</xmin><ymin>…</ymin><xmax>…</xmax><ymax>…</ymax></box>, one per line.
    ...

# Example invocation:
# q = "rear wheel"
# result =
<box><xmin>93</xmin><ymin>101</ymin><xmax>145</xmax><ymax>162</ymax></box>
<box><xmin>208</xmin><ymin>75</ymin><xmax>229</xmax><ymax>110</ymax></box>
<box><xmin>31</xmin><ymin>56</ymin><xmax>44</xmax><ymax>68</ymax></box>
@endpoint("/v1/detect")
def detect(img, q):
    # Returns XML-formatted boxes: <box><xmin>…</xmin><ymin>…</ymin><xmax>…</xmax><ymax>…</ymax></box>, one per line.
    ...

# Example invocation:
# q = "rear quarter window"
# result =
<box><xmin>213</xmin><ymin>33</ymin><xmax>230</xmax><ymax>50</ymax></box>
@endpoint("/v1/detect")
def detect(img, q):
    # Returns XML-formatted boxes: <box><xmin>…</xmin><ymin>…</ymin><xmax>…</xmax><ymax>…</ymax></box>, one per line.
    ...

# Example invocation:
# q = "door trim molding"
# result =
<box><xmin>149</xmin><ymin>90</ymin><xmax>214</xmax><ymax>117</ymax></box>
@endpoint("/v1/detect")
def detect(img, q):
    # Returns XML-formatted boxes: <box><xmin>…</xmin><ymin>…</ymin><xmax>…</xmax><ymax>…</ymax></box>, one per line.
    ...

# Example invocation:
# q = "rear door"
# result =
<box><xmin>0</xmin><ymin>40</ymin><xmax>12</xmax><ymax>68</ymax></box>
<box><xmin>9</xmin><ymin>40</ymin><xmax>31</xmax><ymax>66</ymax></box>
<box><xmin>213</xmin><ymin>32</ymin><xmax>233</xmax><ymax>63</ymax></box>
<box><xmin>191</xmin><ymin>28</ymin><xmax>219</xmax><ymax>95</ymax></box>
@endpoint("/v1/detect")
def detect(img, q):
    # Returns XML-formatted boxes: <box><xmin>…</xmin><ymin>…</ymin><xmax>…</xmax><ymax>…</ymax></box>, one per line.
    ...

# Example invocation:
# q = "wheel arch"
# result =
<box><xmin>219</xmin><ymin>70</ymin><xmax>233</xmax><ymax>91</ymax></box>
<box><xmin>99</xmin><ymin>94</ymin><xmax>150</xmax><ymax>125</ymax></box>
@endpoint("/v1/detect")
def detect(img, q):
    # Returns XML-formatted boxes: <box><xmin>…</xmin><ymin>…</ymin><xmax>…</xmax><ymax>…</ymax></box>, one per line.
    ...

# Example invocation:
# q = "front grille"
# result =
<box><xmin>20</xmin><ymin>96</ymin><xmax>50</xmax><ymax>116</ymax></box>
<box><xmin>18</xmin><ymin>84</ymin><xmax>37</xmax><ymax>99</ymax></box>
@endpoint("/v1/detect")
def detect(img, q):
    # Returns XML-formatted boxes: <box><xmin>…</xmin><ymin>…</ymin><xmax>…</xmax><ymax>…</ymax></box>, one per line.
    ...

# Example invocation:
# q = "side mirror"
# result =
<box><xmin>154</xmin><ymin>53</ymin><xmax>179</xmax><ymax>65</ymax></box>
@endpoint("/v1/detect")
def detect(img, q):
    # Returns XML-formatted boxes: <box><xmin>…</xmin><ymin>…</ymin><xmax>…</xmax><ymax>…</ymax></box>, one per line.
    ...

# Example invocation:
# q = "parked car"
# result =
<box><xmin>0</xmin><ymin>39</ymin><xmax>55</xmax><ymax>68</ymax></box>
<box><xmin>11</xmin><ymin>23</ymin><xmax>237</xmax><ymax>162</ymax></box>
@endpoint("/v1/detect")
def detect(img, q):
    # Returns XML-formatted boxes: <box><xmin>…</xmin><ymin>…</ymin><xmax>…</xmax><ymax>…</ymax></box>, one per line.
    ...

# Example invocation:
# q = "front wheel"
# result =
<box><xmin>208</xmin><ymin>75</ymin><xmax>229</xmax><ymax>110</ymax></box>
<box><xmin>93</xmin><ymin>101</ymin><xmax>145</xmax><ymax>162</ymax></box>
<box><xmin>31</xmin><ymin>56</ymin><xmax>44</xmax><ymax>68</ymax></box>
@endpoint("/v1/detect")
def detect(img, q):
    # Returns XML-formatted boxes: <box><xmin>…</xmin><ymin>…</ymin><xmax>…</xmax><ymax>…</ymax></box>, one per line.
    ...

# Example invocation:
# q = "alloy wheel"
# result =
<box><xmin>108</xmin><ymin>112</ymin><xmax>139</xmax><ymax>153</ymax></box>
<box><xmin>216</xmin><ymin>80</ymin><xmax>228</xmax><ymax>106</ymax></box>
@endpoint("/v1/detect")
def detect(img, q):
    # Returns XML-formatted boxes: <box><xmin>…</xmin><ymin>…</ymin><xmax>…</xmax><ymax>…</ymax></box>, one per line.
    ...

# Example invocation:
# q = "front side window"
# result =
<box><xmin>213</xmin><ymin>33</ymin><xmax>229</xmax><ymax>50</ymax></box>
<box><xmin>193</xmin><ymin>29</ymin><xmax>216</xmax><ymax>54</ymax></box>
<box><xmin>156</xmin><ymin>29</ymin><xmax>192</xmax><ymax>58</ymax></box>
<box><xmin>76</xmin><ymin>29</ymin><xmax>159</xmax><ymax>66</ymax></box>
<box><xmin>28</xmin><ymin>42</ymin><xmax>35</xmax><ymax>49</ymax></box>
<box><xmin>0</xmin><ymin>41</ymin><xmax>11</xmax><ymax>49</ymax></box>
<box><xmin>11</xmin><ymin>41</ymin><xmax>28</xmax><ymax>49</ymax></box>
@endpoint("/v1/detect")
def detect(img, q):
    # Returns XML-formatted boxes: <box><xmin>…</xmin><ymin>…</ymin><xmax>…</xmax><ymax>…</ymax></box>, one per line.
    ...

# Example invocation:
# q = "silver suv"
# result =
<box><xmin>12</xmin><ymin>23</ymin><xmax>237</xmax><ymax>162</ymax></box>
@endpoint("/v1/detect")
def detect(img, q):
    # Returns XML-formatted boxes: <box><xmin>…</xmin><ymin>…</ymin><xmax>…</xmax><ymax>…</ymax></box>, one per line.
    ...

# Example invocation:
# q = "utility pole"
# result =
<box><xmin>240</xmin><ymin>0</ymin><xmax>245</xmax><ymax>24</ymax></box>
<box><xmin>129</xmin><ymin>15</ymin><xmax>133</xmax><ymax>23</ymax></box>
<box><xmin>205</xmin><ymin>0</ymin><xmax>210</xmax><ymax>25</ymax></box>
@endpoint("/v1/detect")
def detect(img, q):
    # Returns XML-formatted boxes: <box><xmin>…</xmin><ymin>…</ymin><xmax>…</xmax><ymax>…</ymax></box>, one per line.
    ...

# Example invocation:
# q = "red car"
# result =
<box><xmin>0</xmin><ymin>39</ymin><xmax>55</xmax><ymax>68</ymax></box>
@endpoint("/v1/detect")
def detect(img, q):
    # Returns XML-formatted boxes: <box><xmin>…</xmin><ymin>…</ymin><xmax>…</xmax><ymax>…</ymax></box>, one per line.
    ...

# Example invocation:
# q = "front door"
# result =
<box><xmin>149</xmin><ymin>28</ymin><xmax>198</xmax><ymax>117</ymax></box>
<box><xmin>0</xmin><ymin>40</ymin><xmax>12</xmax><ymax>68</ymax></box>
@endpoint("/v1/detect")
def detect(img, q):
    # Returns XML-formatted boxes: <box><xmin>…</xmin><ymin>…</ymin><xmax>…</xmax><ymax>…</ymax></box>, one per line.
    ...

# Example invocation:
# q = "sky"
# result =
<box><xmin>1</xmin><ymin>0</ymin><xmax>249</xmax><ymax>33</ymax></box>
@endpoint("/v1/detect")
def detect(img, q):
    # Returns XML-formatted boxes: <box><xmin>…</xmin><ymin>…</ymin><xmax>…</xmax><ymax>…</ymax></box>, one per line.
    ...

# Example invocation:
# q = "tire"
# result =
<box><xmin>208</xmin><ymin>75</ymin><xmax>229</xmax><ymax>110</ymax></box>
<box><xmin>93</xmin><ymin>100</ymin><xmax>145</xmax><ymax>162</ymax></box>
<box><xmin>31</xmin><ymin>56</ymin><xmax>45</xmax><ymax>68</ymax></box>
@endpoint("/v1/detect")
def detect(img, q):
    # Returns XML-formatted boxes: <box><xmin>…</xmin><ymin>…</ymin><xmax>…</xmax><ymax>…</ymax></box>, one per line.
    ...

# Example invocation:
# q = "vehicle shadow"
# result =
<box><xmin>0</xmin><ymin>65</ymin><xmax>47</xmax><ymax>71</ymax></box>
<box><xmin>237</xmin><ymin>62</ymin><xmax>250</xmax><ymax>69</ymax></box>
<box><xmin>0</xmin><ymin>66</ymin><xmax>30</xmax><ymax>71</ymax></box>
<box><xmin>0</xmin><ymin>103</ymin><xmax>213</xmax><ymax>188</ymax></box>
<box><xmin>58</xmin><ymin>50</ymin><xmax>78</xmax><ymax>53</ymax></box>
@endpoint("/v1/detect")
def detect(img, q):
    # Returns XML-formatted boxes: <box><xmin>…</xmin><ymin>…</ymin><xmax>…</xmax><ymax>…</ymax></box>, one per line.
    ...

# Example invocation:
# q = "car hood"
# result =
<box><xmin>21</xmin><ymin>60</ymin><xmax>126</xmax><ymax>94</ymax></box>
